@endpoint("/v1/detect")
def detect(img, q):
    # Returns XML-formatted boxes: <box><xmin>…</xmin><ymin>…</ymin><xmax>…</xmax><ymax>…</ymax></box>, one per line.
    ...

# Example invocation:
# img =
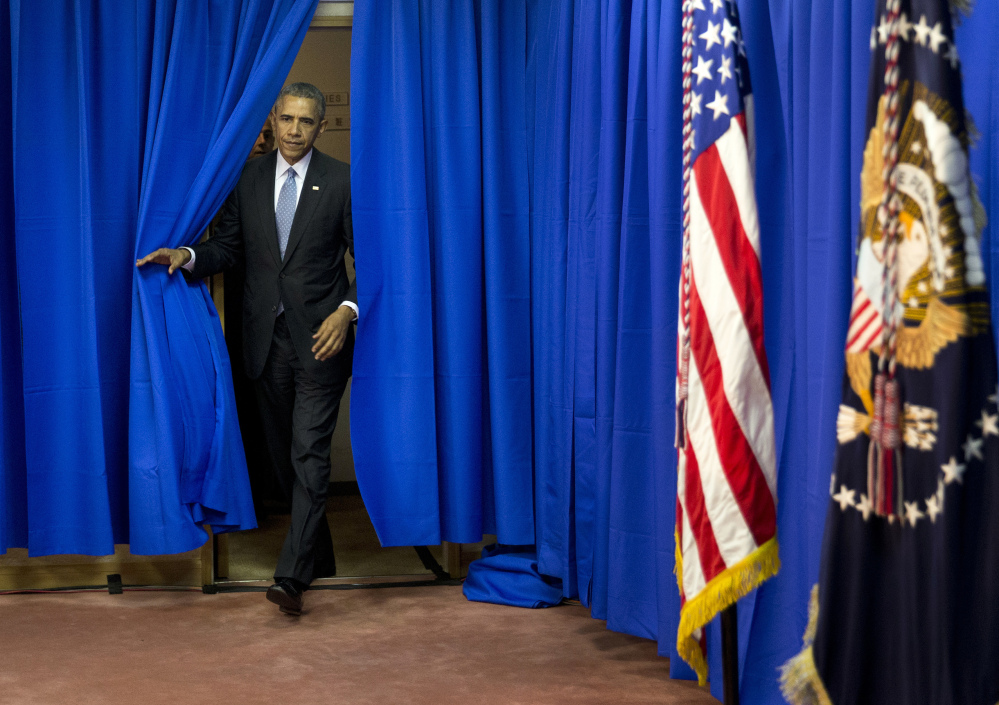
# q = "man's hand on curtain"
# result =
<box><xmin>311</xmin><ymin>306</ymin><xmax>353</xmax><ymax>361</ymax></box>
<box><xmin>135</xmin><ymin>247</ymin><xmax>192</xmax><ymax>275</ymax></box>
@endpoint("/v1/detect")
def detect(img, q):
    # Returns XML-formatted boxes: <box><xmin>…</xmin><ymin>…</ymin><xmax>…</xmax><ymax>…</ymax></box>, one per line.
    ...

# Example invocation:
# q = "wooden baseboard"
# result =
<box><xmin>0</xmin><ymin>545</ymin><xmax>206</xmax><ymax>591</ymax></box>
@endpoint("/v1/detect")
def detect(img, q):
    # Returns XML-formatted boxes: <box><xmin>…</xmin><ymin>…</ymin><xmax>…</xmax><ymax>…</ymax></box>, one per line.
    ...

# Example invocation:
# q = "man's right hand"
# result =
<box><xmin>136</xmin><ymin>248</ymin><xmax>191</xmax><ymax>275</ymax></box>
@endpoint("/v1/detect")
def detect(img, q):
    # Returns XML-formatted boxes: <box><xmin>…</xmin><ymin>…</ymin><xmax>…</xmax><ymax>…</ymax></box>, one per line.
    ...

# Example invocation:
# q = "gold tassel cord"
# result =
<box><xmin>676</xmin><ymin>537</ymin><xmax>781</xmax><ymax>686</ymax></box>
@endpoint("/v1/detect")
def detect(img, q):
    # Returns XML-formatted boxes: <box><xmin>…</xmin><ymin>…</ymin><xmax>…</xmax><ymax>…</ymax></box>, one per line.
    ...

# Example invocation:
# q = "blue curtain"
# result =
<box><xmin>530</xmin><ymin>0</ymin><xmax>675</xmax><ymax>644</ymax></box>
<box><xmin>350</xmin><ymin>0</ymin><xmax>535</xmax><ymax>547</ymax></box>
<box><xmin>352</xmin><ymin>0</ymin><xmax>999</xmax><ymax>702</ymax></box>
<box><xmin>730</xmin><ymin>1</ymin><xmax>868</xmax><ymax>701</ymax></box>
<box><xmin>1</xmin><ymin>0</ymin><xmax>317</xmax><ymax>556</ymax></box>
<box><xmin>961</xmin><ymin>2</ymin><xmax>999</xmax><ymax>285</ymax></box>
<box><xmin>527</xmin><ymin>0</ymin><xmax>700</xmax><ymax>679</ymax></box>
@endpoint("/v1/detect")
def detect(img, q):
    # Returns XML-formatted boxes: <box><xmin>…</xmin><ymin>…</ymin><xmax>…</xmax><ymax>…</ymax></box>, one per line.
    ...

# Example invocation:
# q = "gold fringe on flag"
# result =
<box><xmin>948</xmin><ymin>0</ymin><xmax>974</xmax><ymax>20</ymax></box>
<box><xmin>676</xmin><ymin>536</ymin><xmax>781</xmax><ymax>686</ymax></box>
<box><xmin>779</xmin><ymin>585</ymin><xmax>834</xmax><ymax>705</ymax></box>
<box><xmin>674</xmin><ymin>527</ymin><xmax>684</xmax><ymax>594</ymax></box>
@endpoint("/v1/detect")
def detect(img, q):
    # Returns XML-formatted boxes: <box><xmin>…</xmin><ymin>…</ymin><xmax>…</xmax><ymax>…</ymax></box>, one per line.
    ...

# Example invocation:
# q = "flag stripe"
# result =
<box><xmin>692</xmin><ymin>138</ymin><xmax>770</xmax><ymax>389</ymax></box>
<box><xmin>684</xmin><ymin>339</ymin><xmax>760</xmax><ymax>566</ymax></box>
<box><xmin>680</xmin><ymin>435</ymin><xmax>728</xmax><ymax>582</ymax></box>
<box><xmin>846</xmin><ymin>286</ymin><xmax>883</xmax><ymax>353</ymax></box>
<box><xmin>689</xmin><ymin>281</ymin><xmax>778</xmax><ymax>547</ymax></box>
<box><xmin>846</xmin><ymin>308</ymin><xmax>879</xmax><ymax>348</ymax></box>
<box><xmin>848</xmin><ymin>306</ymin><xmax>876</xmax><ymax>336</ymax></box>
<box><xmin>857</xmin><ymin>322</ymin><xmax>883</xmax><ymax>351</ymax></box>
<box><xmin>689</xmin><ymin>169</ymin><xmax>778</xmax><ymax>494</ymax></box>
<box><xmin>849</xmin><ymin>296</ymin><xmax>871</xmax><ymax>325</ymax></box>
<box><xmin>735</xmin><ymin>112</ymin><xmax>748</xmax><ymax>142</ymax></box>
<box><xmin>715</xmin><ymin>117</ymin><xmax>760</xmax><ymax>258</ymax></box>
<box><xmin>680</xmin><ymin>487</ymin><xmax>708</xmax><ymax>601</ymax></box>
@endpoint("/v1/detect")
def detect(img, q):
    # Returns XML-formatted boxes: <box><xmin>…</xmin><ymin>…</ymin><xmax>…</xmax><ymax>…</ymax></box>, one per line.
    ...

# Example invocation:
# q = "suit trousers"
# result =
<box><xmin>255</xmin><ymin>314</ymin><xmax>349</xmax><ymax>585</ymax></box>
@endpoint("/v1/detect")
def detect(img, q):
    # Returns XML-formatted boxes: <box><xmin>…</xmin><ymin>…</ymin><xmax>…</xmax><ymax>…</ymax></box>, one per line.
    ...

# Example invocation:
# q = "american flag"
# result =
<box><xmin>674</xmin><ymin>0</ymin><xmax>779</xmax><ymax>684</ymax></box>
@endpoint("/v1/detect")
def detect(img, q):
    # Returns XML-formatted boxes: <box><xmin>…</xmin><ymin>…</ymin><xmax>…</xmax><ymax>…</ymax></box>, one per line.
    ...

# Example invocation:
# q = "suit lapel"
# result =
<box><xmin>256</xmin><ymin>152</ymin><xmax>282</xmax><ymax>267</ymax></box>
<box><xmin>281</xmin><ymin>153</ymin><xmax>327</xmax><ymax>267</ymax></box>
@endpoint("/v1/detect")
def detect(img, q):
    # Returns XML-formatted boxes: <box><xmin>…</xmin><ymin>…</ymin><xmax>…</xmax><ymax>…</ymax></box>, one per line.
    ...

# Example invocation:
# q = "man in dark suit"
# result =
<box><xmin>137</xmin><ymin>83</ymin><xmax>356</xmax><ymax>616</ymax></box>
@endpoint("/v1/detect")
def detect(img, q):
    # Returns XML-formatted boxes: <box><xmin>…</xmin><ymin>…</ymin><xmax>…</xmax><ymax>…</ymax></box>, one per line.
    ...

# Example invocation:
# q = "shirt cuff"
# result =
<box><xmin>339</xmin><ymin>301</ymin><xmax>359</xmax><ymax>321</ymax></box>
<box><xmin>181</xmin><ymin>247</ymin><xmax>196</xmax><ymax>272</ymax></box>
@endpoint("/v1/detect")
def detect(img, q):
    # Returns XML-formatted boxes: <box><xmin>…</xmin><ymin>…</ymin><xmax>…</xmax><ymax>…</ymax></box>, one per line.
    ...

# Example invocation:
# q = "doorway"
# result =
<box><xmin>207</xmin><ymin>4</ymin><xmax>467</xmax><ymax>588</ymax></box>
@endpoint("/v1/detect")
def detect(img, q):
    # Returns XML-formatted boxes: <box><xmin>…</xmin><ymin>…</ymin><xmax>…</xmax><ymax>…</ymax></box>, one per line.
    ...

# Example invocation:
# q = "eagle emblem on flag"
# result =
<box><xmin>838</xmin><ymin>85</ymin><xmax>989</xmax><ymax>449</ymax></box>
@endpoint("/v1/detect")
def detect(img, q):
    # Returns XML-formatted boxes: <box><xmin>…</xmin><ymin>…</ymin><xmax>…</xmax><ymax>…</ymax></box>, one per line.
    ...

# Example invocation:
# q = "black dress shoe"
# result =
<box><xmin>266</xmin><ymin>580</ymin><xmax>303</xmax><ymax>616</ymax></box>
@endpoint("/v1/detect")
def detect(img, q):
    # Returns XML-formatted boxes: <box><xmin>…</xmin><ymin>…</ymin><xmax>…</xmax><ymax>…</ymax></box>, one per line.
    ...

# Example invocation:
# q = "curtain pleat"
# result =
<box><xmin>0</xmin><ymin>0</ymin><xmax>27</xmax><ymax>552</ymax></box>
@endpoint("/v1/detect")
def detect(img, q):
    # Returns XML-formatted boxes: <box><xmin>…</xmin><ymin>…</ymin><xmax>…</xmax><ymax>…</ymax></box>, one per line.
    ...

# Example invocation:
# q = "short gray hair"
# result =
<box><xmin>274</xmin><ymin>82</ymin><xmax>326</xmax><ymax>121</ymax></box>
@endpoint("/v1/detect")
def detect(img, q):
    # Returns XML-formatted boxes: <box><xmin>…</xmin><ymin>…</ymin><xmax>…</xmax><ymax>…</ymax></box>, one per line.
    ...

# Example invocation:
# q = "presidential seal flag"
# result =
<box><xmin>674</xmin><ymin>0</ymin><xmax>779</xmax><ymax>684</ymax></box>
<box><xmin>780</xmin><ymin>1</ymin><xmax>999</xmax><ymax>704</ymax></box>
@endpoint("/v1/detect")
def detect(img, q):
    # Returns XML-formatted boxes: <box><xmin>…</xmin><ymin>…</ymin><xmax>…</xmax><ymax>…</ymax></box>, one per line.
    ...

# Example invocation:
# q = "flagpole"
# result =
<box><xmin>721</xmin><ymin>604</ymin><xmax>739</xmax><ymax>705</ymax></box>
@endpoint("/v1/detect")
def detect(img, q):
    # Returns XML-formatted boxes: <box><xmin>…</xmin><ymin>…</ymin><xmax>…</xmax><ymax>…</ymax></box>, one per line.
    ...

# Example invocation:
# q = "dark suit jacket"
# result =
<box><xmin>187</xmin><ymin>148</ymin><xmax>355</xmax><ymax>383</ymax></box>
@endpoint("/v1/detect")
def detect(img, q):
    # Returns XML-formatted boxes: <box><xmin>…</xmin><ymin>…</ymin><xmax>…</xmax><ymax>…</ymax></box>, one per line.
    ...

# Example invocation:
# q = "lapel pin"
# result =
<box><xmin>312</xmin><ymin>186</ymin><xmax>319</xmax><ymax>191</ymax></box>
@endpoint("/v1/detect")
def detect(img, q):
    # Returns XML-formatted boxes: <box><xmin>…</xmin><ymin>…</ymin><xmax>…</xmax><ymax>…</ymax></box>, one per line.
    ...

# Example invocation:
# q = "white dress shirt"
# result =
<box><xmin>183</xmin><ymin>147</ymin><xmax>358</xmax><ymax>320</ymax></box>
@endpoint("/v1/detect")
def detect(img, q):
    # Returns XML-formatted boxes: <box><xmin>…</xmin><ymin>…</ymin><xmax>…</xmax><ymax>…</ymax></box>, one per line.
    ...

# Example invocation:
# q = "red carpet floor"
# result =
<box><xmin>0</xmin><ymin>585</ymin><xmax>717</xmax><ymax>705</ymax></box>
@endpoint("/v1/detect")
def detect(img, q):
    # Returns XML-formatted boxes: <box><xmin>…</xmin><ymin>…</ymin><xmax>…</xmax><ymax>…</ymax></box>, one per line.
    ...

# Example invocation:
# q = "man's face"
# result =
<box><xmin>273</xmin><ymin>96</ymin><xmax>326</xmax><ymax>165</ymax></box>
<box><xmin>249</xmin><ymin>118</ymin><xmax>274</xmax><ymax>159</ymax></box>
